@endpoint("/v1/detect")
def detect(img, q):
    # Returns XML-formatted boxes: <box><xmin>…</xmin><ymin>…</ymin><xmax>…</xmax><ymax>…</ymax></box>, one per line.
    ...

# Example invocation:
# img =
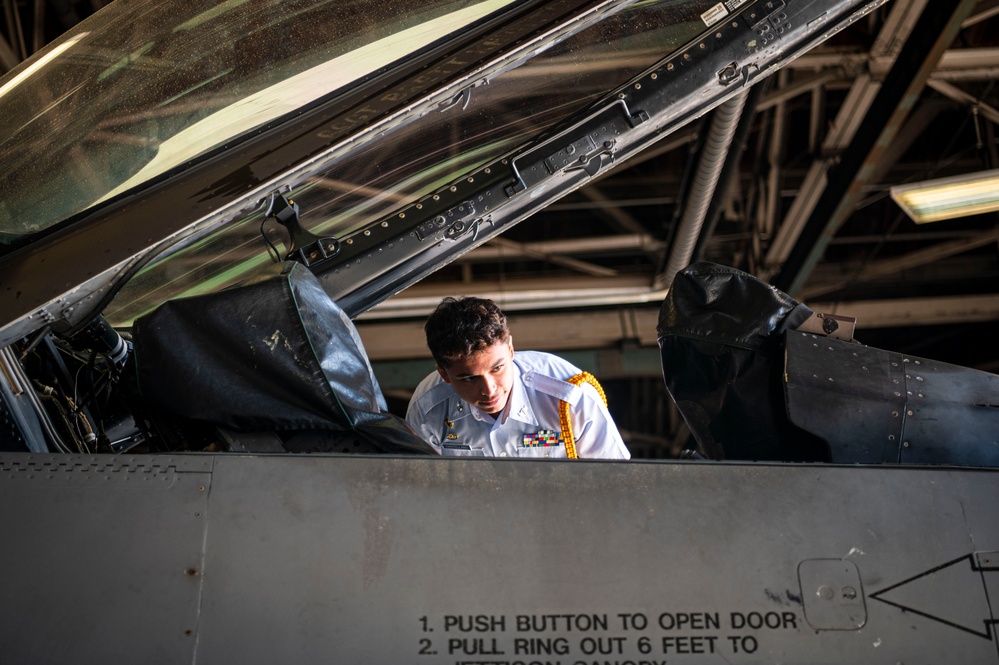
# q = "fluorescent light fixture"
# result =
<box><xmin>891</xmin><ymin>168</ymin><xmax>999</xmax><ymax>224</ymax></box>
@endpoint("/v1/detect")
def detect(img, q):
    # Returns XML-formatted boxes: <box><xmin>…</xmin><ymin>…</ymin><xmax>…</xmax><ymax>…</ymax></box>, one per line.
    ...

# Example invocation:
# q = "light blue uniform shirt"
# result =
<box><xmin>406</xmin><ymin>351</ymin><xmax>630</xmax><ymax>459</ymax></box>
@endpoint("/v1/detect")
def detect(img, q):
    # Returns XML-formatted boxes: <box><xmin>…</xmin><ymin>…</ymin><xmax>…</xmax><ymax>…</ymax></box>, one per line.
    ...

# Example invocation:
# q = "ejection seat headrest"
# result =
<box><xmin>656</xmin><ymin>262</ymin><xmax>826</xmax><ymax>462</ymax></box>
<box><xmin>132</xmin><ymin>261</ymin><xmax>433</xmax><ymax>454</ymax></box>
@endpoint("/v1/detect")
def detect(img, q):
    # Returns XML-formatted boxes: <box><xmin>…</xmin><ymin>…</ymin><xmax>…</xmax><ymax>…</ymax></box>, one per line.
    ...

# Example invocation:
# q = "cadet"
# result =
<box><xmin>406</xmin><ymin>296</ymin><xmax>630</xmax><ymax>459</ymax></box>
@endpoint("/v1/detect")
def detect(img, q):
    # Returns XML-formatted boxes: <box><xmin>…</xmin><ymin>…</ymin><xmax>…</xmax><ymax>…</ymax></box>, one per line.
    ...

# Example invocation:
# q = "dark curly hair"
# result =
<box><xmin>425</xmin><ymin>296</ymin><xmax>510</xmax><ymax>367</ymax></box>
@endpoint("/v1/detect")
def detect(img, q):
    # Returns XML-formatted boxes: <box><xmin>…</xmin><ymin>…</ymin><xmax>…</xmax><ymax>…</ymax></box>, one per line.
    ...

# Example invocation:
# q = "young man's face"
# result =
<box><xmin>437</xmin><ymin>337</ymin><xmax>515</xmax><ymax>417</ymax></box>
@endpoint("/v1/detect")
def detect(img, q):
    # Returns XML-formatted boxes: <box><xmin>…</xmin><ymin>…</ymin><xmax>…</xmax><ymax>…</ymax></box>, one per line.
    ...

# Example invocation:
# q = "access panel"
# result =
<box><xmin>191</xmin><ymin>456</ymin><xmax>999</xmax><ymax>663</ymax></box>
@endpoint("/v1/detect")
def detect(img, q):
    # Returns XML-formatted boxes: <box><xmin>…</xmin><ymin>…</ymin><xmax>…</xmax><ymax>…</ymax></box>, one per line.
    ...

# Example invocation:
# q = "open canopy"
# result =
<box><xmin>0</xmin><ymin>0</ymin><xmax>884</xmax><ymax>346</ymax></box>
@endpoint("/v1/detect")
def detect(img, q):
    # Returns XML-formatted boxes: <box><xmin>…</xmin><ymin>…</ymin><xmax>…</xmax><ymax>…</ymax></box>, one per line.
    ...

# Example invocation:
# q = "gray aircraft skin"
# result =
<box><xmin>3</xmin><ymin>0</ymin><xmax>999</xmax><ymax>663</ymax></box>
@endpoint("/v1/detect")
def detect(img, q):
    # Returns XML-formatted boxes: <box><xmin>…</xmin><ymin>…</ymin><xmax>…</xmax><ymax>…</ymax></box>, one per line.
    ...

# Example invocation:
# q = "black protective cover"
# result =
<box><xmin>658</xmin><ymin>262</ymin><xmax>999</xmax><ymax>467</ymax></box>
<box><xmin>657</xmin><ymin>262</ymin><xmax>826</xmax><ymax>461</ymax></box>
<box><xmin>132</xmin><ymin>262</ymin><xmax>433</xmax><ymax>454</ymax></box>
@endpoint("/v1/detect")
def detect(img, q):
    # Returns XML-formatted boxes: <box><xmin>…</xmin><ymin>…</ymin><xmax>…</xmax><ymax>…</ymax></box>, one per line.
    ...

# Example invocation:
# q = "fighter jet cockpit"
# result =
<box><xmin>4</xmin><ymin>2</ymin><xmax>999</xmax><ymax>663</ymax></box>
<box><xmin>0</xmin><ymin>0</ymin><xmax>899</xmax><ymax>458</ymax></box>
<box><xmin>2</xmin><ymin>0</ymin><xmax>997</xmax><ymax>466</ymax></box>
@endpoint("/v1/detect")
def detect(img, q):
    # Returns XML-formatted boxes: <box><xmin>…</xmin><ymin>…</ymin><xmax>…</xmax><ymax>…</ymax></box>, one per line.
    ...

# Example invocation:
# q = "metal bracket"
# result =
<box><xmin>415</xmin><ymin>200</ymin><xmax>477</xmax><ymax>242</ymax></box>
<box><xmin>505</xmin><ymin>99</ymin><xmax>648</xmax><ymax>197</ymax></box>
<box><xmin>742</xmin><ymin>0</ymin><xmax>788</xmax><ymax>49</ymax></box>
<box><xmin>797</xmin><ymin>312</ymin><xmax>857</xmax><ymax>341</ymax></box>
<box><xmin>264</xmin><ymin>193</ymin><xmax>341</xmax><ymax>268</ymax></box>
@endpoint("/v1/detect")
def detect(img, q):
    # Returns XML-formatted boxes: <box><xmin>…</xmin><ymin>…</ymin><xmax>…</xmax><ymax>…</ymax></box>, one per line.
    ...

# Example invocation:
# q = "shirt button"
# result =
<box><xmin>500</xmin><ymin>452</ymin><xmax>508</xmax><ymax>457</ymax></box>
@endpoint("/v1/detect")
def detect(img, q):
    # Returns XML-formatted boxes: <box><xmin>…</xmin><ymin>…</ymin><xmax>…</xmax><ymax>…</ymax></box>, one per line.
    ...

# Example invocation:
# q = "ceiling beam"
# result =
<box><xmin>926</xmin><ymin>78</ymin><xmax>999</xmax><ymax>125</ymax></box>
<box><xmin>357</xmin><ymin>293</ymin><xmax>999</xmax><ymax>361</ymax></box>
<box><xmin>811</xmin><ymin>293</ymin><xmax>999</xmax><ymax>329</ymax></box>
<box><xmin>773</xmin><ymin>0</ymin><xmax>979</xmax><ymax>297</ymax></box>
<box><xmin>801</xmin><ymin>226</ymin><xmax>999</xmax><ymax>300</ymax></box>
<box><xmin>464</xmin><ymin>234</ymin><xmax>664</xmax><ymax>261</ymax></box>
<box><xmin>486</xmin><ymin>237</ymin><xmax>618</xmax><ymax>277</ymax></box>
<box><xmin>578</xmin><ymin>185</ymin><xmax>650</xmax><ymax>236</ymax></box>
<box><xmin>756</xmin><ymin>71</ymin><xmax>839</xmax><ymax>112</ymax></box>
<box><xmin>790</xmin><ymin>47</ymin><xmax>999</xmax><ymax>80</ymax></box>
<box><xmin>358</xmin><ymin>308</ymin><xmax>662</xmax><ymax>361</ymax></box>
<box><xmin>359</xmin><ymin>274</ymin><xmax>661</xmax><ymax>320</ymax></box>
<box><xmin>764</xmin><ymin>0</ymin><xmax>928</xmax><ymax>276</ymax></box>
<box><xmin>962</xmin><ymin>0</ymin><xmax>999</xmax><ymax>27</ymax></box>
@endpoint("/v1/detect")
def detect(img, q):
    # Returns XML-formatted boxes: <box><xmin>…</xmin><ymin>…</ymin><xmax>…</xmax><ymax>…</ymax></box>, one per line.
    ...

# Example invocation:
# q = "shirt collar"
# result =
<box><xmin>463</xmin><ymin>358</ymin><xmax>537</xmax><ymax>426</ymax></box>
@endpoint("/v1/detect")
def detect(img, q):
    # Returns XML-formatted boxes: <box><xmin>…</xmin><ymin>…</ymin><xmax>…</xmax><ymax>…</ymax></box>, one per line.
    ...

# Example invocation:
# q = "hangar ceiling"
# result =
<box><xmin>354</xmin><ymin>0</ymin><xmax>999</xmax><ymax>375</ymax></box>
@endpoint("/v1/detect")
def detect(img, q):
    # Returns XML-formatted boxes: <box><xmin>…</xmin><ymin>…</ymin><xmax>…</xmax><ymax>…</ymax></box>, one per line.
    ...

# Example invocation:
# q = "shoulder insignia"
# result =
<box><xmin>527</xmin><ymin>373</ymin><xmax>582</xmax><ymax>405</ymax></box>
<box><xmin>418</xmin><ymin>381</ymin><xmax>457</xmax><ymax>411</ymax></box>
